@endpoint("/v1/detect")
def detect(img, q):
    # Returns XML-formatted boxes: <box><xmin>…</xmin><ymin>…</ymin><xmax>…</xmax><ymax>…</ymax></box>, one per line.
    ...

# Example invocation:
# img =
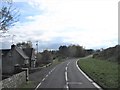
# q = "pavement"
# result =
<box><xmin>30</xmin><ymin>58</ymin><xmax>102</xmax><ymax>90</ymax></box>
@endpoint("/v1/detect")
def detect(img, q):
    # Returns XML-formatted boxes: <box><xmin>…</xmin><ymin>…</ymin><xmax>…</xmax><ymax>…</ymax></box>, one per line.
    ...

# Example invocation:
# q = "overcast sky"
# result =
<box><xmin>0</xmin><ymin>0</ymin><xmax>119</xmax><ymax>51</ymax></box>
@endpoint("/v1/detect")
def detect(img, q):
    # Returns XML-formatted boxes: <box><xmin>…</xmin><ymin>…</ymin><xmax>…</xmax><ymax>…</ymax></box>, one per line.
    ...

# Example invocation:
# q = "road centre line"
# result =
<box><xmin>76</xmin><ymin>59</ymin><xmax>102</xmax><ymax>90</ymax></box>
<box><xmin>66</xmin><ymin>84</ymin><xmax>69</xmax><ymax>90</ymax></box>
<box><xmin>65</xmin><ymin>63</ymin><xmax>69</xmax><ymax>90</ymax></box>
<box><xmin>65</xmin><ymin>71</ymin><xmax>68</xmax><ymax>82</ymax></box>
<box><xmin>65</xmin><ymin>67</ymin><xmax>68</xmax><ymax>71</ymax></box>
<box><xmin>65</xmin><ymin>71</ymin><xmax>69</xmax><ymax>90</ymax></box>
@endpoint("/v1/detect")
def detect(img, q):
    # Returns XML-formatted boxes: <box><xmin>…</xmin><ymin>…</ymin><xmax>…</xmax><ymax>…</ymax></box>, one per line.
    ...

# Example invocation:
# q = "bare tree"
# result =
<box><xmin>16</xmin><ymin>41</ymin><xmax>33</xmax><ymax>48</ymax></box>
<box><xmin>0</xmin><ymin>0</ymin><xmax>20</xmax><ymax>32</ymax></box>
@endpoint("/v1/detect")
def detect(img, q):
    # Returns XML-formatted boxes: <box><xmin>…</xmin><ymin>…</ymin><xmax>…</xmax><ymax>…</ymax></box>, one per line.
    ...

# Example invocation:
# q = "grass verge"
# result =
<box><xmin>18</xmin><ymin>80</ymin><xmax>37</xmax><ymax>89</ymax></box>
<box><xmin>78</xmin><ymin>57</ymin><xmax>119</xmax><ymax>89</ymax></box>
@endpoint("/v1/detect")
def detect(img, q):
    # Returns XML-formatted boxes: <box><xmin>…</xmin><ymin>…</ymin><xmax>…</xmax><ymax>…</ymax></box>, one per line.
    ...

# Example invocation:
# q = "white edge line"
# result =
<box><xmin>35</xmin><ymin>82</ymin><xmax>41</xmax><ymax>90</ymax></box>
<box><xmin>50</xmin><ymin>70</ymin><xmax>53</xmax><ymax>73</ymax></box>
<box><xmin>93</xmin><ymin>82</ymin><xmax>102</xmax><ymax>89</ymax></box>
<box><xmin>46</xmin><ymin>74</ymin><xmax>48</xmax><ymax>78</ymax></box>
<box><xmin>51</xmin><ymin>67</ymin><xmax>55</xmax><ymax>72</ymax></box>
<box><xmin>49</xmin><ymin>72</ymin><xmax>51</xmax><ymax>74</ymax></box>
<box><xmin>76</xmin><ymin>59</ymin><xmax>102</xmax><ymax>90</ymax></box>
<box><xmin>53</xmin><ymin>67</ymin><xmax>55</xmax><ymax>71</ymax></box>
<box><xmin>42</xmin><ymin>78</ymin><xmax>45</xmax><ymax>81</ymax></box>
<box><xmin>43</xmin><ymin>66</ymin><xmax>46</xmax><ymax>68</ymax></box>
<box><xmin>35</xmin><ymin>67</ymin><xmax>56</xmax><ymax>90</ymax></box>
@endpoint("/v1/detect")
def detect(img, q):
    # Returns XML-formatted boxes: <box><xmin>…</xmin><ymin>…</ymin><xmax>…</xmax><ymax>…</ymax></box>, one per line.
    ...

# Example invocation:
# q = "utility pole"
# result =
<box><xmin>36</xmin><ymin>41</ymin><xmax>38</xmax><ymax>60</ymax></box>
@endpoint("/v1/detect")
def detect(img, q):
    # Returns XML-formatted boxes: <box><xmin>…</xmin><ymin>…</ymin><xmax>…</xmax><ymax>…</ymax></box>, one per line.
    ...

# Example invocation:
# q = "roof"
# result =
<box><xmin>23</xmin><ymin>48</ymin><xmax>33</xmax><ymax>58</ymax></box>
<box><xmin>1</xmin><ymin>45</ymin><xmax>34</xmax><ymax>60</ymax></box>
<box><xmin>15</xmin><ymin>46</ymin><xmax>29</xmax><ymax>59</ymax></box>
<box><xmin>23</xmin><ymin>48</ymin><xmax>36</xmax><ymax>60</ymax></box>
<box><xmin>0</xmin><ymin>49</ymin><xmax>10</xmax><ymax>56</ymax></box>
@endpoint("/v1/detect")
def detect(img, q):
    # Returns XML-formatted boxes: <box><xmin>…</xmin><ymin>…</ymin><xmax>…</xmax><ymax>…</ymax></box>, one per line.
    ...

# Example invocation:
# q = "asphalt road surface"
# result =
<box><xmin>35</xmin><ymin>58</ymin><xmax>101</xmax><ymax>90</ymax></box>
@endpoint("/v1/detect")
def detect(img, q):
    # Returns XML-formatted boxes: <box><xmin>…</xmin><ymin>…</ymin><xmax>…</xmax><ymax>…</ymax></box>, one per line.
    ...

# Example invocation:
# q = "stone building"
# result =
<box><xmin>1</xmin><ymin>45</ymin><xmax>36</xmax><ymax>74</ymax></box>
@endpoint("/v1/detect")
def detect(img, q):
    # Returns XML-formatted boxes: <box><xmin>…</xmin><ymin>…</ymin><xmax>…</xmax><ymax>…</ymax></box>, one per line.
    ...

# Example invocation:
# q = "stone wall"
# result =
<box><xmin>1</xmin><ymin>71</ymin><xmax>26</xmax><ymax>88</ymax></box>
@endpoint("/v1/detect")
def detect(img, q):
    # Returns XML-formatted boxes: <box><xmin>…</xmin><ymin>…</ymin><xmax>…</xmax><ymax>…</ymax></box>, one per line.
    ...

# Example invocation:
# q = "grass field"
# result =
<box><xmin>78</xmin><ymin>57</ymin><xmax>119</xmax><ymax>89</ymax></box>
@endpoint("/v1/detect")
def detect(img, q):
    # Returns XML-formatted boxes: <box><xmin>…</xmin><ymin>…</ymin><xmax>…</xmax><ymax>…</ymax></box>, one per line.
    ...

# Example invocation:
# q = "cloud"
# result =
<box><xmin>1</xmin><ymin>0</ymin><xmax>118</xmax><ymax>51</ymax></box>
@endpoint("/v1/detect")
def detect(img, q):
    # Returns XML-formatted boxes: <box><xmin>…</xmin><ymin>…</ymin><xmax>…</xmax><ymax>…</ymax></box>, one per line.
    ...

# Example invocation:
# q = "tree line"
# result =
<box><xmin>93</xmin><ymin>45</ymin><xmax>120</xmax><ymax>63</ymax></box>
<box><xmin>37</xmin><ymin>45</ymin><xmax>94</xmax><ymax>66</ymax></box>
<box><xmin>58</xmin><ymin>45</ymin><xmax>85</xmax><ymax>58</ymax></box>
<box><xmin>16</xmin><ymin>41</ymin><xmax>94</xmax><ymax>66</ymax></box>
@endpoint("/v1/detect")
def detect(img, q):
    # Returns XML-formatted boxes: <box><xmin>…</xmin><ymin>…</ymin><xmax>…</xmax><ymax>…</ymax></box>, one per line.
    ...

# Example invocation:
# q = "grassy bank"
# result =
<box><xmin>78</xmin><ymin>57</ymin><xmax>119</xmax><ymax>89</ymax></box>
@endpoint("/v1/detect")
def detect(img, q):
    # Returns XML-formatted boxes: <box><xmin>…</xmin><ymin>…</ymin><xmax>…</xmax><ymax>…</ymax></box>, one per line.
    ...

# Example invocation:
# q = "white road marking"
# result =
<box><xmin>65</xmin><ymin>71</ymin><xmax>68</xmax><ymax>82</ymax></box>
<box><xmin>51</xmin><ymin>67</ymin><xmax>56</xmax><ymax>72</ymax></box>
<box><xmin>65</xmin><ymin>67</ymin><xmax>68</xmax><ymax>71</ymax></box>
<box><xmin>68</xmin><ymin>82</ymin><xmax>82</xmax><ymax>85</ymax></box>
<box><xmin>42</xmin><ymin>78</ymin><xmax>45</xmax><ymax>81</ymax></box>
<box><xmin>50</xmin><ymin>70</ymin><xmax>53</xmax><ymax>73</ymax></box>
<box><xmin>65</xmin><ymin>64</ymin><xmax>69</xmax><ymax>90</ymax></box>
<box><xmin>93</xmin><ymin>82</ymin><xmax>103</xmax><ymax>90</ymax></box>
<box><xmin>35</xmin><ymin>67</ymin><xmax>56</xmax><ymax>90</ymax></box>
<box><xmin>53</xmin><ymin>67</ymin><xmax>56</xmax><ymax>70</ymax></box>
<box><xmin>67</xmin><ymin>62</ymin><xmax>70</xmax><ymax>66</ymax></box>
<box><xmin>35</xmin><ymin>82</ymin><xmax>42</xmax><ymax>90</ymax></box>
<box><xmin>50</xmin><ymin>70</ymin><xmax>53</xmax><ymax>72</ymax></box>
<box><xmin>46</xmin><ymin>74</ymin><xmax>48</xmax><ymax>78</ymax></box>
<box><xmin>43</xmin><ymin>66</ymin><xmax>46</xmax><ymax>68</ymax></box>
<box><xmin>48</xmin><ymin>71</ymin><xmax>51</xmax><ymax>74</ymax></box>
<box><xmin>76</xmin><ymin>59</ymin><xmax>102</xmax><ymax>90</ymax></box>
<box><xmin>66</xmin><ymin>84</ymin><xmax>69</xmax><ymax>90</ymax></box>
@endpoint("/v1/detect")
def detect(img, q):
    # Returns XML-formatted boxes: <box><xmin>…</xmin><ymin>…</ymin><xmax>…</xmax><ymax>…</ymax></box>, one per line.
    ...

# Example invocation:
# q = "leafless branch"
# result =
<box><xmin>0</xmin><ymin>0</ymin><xmax>20</xmax><ymax>31</ymax></box>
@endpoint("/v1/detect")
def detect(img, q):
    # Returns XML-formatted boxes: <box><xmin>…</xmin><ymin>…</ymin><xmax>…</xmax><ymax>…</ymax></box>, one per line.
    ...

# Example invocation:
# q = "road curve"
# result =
<box><xmin>35</xmin><ymin>58</ymin><xmax>100</xmax><ymax>89</ymax></box>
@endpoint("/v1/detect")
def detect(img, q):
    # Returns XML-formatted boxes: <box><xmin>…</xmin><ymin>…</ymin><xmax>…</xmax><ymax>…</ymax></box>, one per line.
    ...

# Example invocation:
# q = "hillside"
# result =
<box><xmin>93</xmin><ymin>45</ymin><xmax>120</xmax><ymax>63</ymax></box>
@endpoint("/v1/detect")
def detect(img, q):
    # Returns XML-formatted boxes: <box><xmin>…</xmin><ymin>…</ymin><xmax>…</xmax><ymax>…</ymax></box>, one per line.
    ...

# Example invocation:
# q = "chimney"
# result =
<box><xmin>11</xmin><ymin>44</ymin><xmax>15</xmax><ymax>49</ymax></box>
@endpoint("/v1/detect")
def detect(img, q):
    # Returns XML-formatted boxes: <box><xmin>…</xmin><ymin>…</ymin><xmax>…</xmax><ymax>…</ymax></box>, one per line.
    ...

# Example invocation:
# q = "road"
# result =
<box><xmin>35</xmin><ymin>58</ymin><xmax>101</xmax><ymax>89</ymax></box>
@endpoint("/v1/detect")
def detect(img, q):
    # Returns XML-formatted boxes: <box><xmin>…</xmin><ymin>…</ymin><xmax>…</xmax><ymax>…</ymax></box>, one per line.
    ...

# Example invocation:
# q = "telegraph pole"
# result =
<box><xmin>36</xmin><ymin>41</ymin><xmax>38</xmax><ymax>60</ymax></box>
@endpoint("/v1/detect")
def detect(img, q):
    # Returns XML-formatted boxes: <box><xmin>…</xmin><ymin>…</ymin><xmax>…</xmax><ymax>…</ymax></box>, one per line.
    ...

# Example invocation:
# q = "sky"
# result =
<box><xmin>0</xmin><ymin>0</ymin><xmax>119</xmax><ymax>51</ymax></box>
